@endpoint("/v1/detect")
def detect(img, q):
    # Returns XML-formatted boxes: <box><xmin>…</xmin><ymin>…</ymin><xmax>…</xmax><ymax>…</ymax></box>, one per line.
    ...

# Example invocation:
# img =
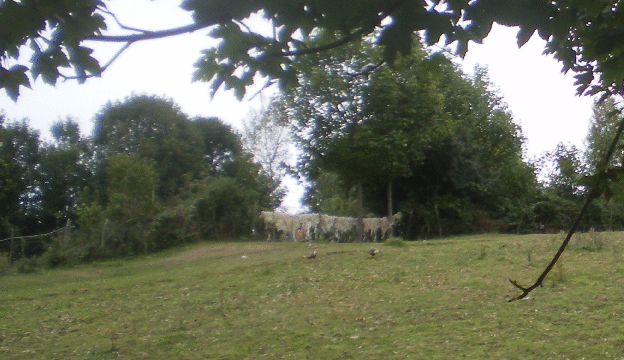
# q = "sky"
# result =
<box><xmin>0</xmin><ymin>2</ymin><xmax>597</xmax><ymax>212</ymax></box>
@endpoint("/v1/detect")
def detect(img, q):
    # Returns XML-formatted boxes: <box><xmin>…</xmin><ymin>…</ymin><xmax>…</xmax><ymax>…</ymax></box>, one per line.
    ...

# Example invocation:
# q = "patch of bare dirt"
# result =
<box><xmin>150</xmin><ymin>242</ymin><xmax>282</xmax><ymax>266</ymax></box>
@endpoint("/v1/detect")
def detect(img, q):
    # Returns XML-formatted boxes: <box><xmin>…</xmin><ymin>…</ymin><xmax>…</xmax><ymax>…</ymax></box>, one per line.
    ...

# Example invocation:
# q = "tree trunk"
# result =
<box><xmin>9</xmin><ymin>227</ymin><xmax>14</xmax><ymax>266</ymax></box>
<box><xmin>356</xmin><ymin>181</ymin><xmax>364</xmax><ymax>242</ymax></box>
<box><xmin>63</xmin><ymin>219</ymin><xmax>71</xmax><ymax>252</ymax></box>
<box><xmin>434</xmin><ymin>202</ymin><xmax>442</xmax><ymax>238</ymax></box>
<box><xmin>406</xmin><ymin>208</ymin><xmax>414</xmax><ymax>240</ymax></box>
<box><xmin>387</xmin><ymin>179</ymin><xmax>394</xmax><ymax>237</ymax></box>
<box><xmin>609</xmin><ymin>203</ymin><xmax>613</xmax><ymax>231</ymax></box>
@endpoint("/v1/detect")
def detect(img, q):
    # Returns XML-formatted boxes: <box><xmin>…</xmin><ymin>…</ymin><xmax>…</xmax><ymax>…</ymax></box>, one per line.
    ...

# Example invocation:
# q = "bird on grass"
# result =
<box><xmin>368</xmin><ymin>247</ymin><xmax>380</xmax><ymax>258</ymax></box>
<box><xmin>306</xmin><ymin>250</ymin><xmax>317</xmax><ymax>259</ymax></box>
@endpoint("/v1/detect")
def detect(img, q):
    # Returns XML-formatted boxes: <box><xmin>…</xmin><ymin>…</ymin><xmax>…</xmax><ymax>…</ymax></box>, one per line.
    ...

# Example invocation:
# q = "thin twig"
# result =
<box><xmin>100</xmin><ymin>8</ymin><xmax>154</xmax><ymax>34</ymax></box>
<box><xmin>248</xmin><ymin>78</ymin><xmax>278</xmax><ymax>101</ymax></box>
<box><xmin>346</xmin><ymin>60</ymin><xmax>386</xmax><ymax>77</ymax></box>
<box><xmin>59</xmin><ymin>41</ymin><xmax>133</xmax><ymax>81</ymax></box>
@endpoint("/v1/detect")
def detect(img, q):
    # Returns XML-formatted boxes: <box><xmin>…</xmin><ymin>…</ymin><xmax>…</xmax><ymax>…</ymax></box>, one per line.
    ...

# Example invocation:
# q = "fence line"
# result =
<box><xmin>0</xmin><ymin>227</ymin><xmax>64</xmax><ymax>243</ymax></box>
<box><xmin>2</xmin><ymin>222</ymin><xmax>71</xmax><ymax>267</ymax></box>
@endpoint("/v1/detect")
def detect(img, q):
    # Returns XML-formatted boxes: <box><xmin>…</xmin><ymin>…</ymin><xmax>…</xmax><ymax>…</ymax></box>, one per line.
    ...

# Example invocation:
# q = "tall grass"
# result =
<box><xmin>2</xmin><ymin>233</ymin><xmax>624</xmax><ymax>359</ymax></box>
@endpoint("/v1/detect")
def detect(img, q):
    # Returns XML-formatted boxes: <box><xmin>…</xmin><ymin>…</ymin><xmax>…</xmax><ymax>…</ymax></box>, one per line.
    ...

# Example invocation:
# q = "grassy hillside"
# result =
<box><xmin>3</xmin><ymin>232</ymin><xmax>624</xmax><ymax>359</ymax></box>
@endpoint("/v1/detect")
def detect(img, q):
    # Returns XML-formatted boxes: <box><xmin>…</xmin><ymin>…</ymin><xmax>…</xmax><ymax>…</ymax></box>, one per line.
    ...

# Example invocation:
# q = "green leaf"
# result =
<box><xmin>0</xmin><ymin>65</ymin><xmax>31</xmax><ymax>101</ymax></box>
<box><xmin>67</xmin><ymin>46</ymin><xmax>101</xmax><ymax>80</ymax></box>
<box><xmin>516</xmin><ymin>26</ymin><xmax>536</xmax><ymax>48</ymax></box>
<box><xmin>30</xmin><ymin>50</ymin><xmax>60</xmax><ymax>85</ymax></box>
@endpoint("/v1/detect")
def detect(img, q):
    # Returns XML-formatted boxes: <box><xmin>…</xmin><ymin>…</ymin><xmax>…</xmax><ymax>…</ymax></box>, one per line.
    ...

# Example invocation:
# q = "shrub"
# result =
<box><xmin>149</xmin><ymin>208</ymin><xmax>197</xmax><ymax>251</ymax></box>
<box><xmin>573</xmin><ymin>228</ymin><xmax>604</xmax><ymax>252</ymax></box>
<box><xmin>14</xmin><ymin>257</ymin><xmax>40</xmax><ymax>274</ymax></box>
<box><xmin>384</xmin><ymin>237</ymin><xmax>408</xmax><ymax>248</ymax></box>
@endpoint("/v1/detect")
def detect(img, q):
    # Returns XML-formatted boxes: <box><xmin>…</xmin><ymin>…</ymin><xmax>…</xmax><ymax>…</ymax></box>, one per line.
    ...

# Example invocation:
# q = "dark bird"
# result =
<box><xmin>368</xmin><ymin>247</ymin><xmax>380</xmax><ymax>258</ymax></box>
<box><xmin>306</xmin><ymin>250</ymin><xmax>317</xmax><ymax>259</ymax></box>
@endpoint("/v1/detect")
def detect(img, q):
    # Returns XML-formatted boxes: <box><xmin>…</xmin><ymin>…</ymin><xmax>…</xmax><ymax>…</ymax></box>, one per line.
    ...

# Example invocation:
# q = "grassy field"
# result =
<box><xmin>3</xmin><ymin>232</ymin><xmax>624</xmax><ymax>359</ymax></box>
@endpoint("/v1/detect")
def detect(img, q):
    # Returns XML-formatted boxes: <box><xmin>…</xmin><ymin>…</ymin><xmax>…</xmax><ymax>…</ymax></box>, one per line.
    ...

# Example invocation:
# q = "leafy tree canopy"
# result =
<box><xmin>586</xmin><ymin>97</ymin><xmax>624</xmax><ymax>170</ymax></box>
<box><xmin>93</xmin><ymin>94</ymin><xmax>204</xmax><ymax>198</ymax></box>
<box><xmin>2</xmin><ymin>1</ymin><xmax>624</xmax><ymax>100</ymax></box>
<box><xmin>191</xmin><ymin>116</ymin><xmax>243</xmax><ymax>175</ymax></box>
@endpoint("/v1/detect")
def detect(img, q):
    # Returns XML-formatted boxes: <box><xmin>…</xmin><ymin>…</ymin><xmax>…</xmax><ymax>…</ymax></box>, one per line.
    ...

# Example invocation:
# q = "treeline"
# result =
<box><xmin>0</xmin><ymin>95</ymin><xmax>279</xmax><ymax>265</ymax></box>
<box><xmin>3</xmin><ymin>38</ymin><xmax>624</xmax><ymax>268</ymax></box>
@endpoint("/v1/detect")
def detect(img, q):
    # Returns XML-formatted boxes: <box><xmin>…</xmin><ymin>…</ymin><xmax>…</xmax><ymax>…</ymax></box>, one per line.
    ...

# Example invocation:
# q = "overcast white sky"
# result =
<box><xmin>0</xmin><ymin>2</ymin><xmax>597</xmax><ymax>211</ymax></box>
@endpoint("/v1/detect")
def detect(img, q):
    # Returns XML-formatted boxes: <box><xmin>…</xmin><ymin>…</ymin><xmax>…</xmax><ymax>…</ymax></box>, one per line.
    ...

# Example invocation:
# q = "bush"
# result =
<box><xmin>149</xmin><ymin>208</ymin><xmax>197</xmax><ymax>251</ymax></box>
<box><xmin>0</xmin><ymin>253</ymin><xmax>10</xmax><ymax>274</ymax></box>
<box><xmin>384</xmin><ymin>237</ymin><xmax>408</xmax><ymax>248</ymax></box>
<box><xmin>573</xmin><ymin>228</ymin><xmax>604</xmax><ymax>252</ymax></box>
<box><xmin>14</xmin><ymin>257</ymin><xmax>40</xmax><ymax>274</ymax></box>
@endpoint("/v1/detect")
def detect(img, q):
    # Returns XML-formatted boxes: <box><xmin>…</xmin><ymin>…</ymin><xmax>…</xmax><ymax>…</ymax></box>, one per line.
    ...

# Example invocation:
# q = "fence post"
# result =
<box><xmin>63</xmin><ymin>219</ymin><xmax>71</xmax><ymax>252</ymax></box>
<box><xmin>9</xmin><ymin>227</ymin><xmax>14</xmax><ymax>266</ymax></box>
<box><xmin>21</xmin><ymin>235</ymin><xmax>25</xmax><ymax>259</ymax></box>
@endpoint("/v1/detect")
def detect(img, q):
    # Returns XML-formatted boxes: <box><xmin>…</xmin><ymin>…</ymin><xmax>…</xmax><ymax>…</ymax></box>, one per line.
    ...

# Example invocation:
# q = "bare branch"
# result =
<box><xmin>280</xmin><ymin>27</ymin><xmax>373</xmax><ymax>57</ymax></box>
<box><xmin>59</xmin><ymin>42</ymin><xmax>132</xmax><ymax>81</ymax></box>
<box><xmin>100</xmin><ymin>8</ymin><xmax>155</xmax><ymax>34</ymax></box>
<box><xmin>84</xmin><ymin>23</ymin><xmax>214</xmax><ymax>43</ymax></box>
<box><xmin>101</xmin><ymin>42</ymin><xmax>133</xmax><ymax>71</ymax></box>
<box><xmin>233</xmin><ymin>19</ymin><xmax>254</xmax><ymax>35</ymax></box>
<box><xmin>248</xmin><ymin>78</ymin><xmax>278</xmax><ymax>101</ymax></box>
<box><xmin>346</xmin><ymin>60</ymin><xmax>386</xmax><ymax>77</ymax></box>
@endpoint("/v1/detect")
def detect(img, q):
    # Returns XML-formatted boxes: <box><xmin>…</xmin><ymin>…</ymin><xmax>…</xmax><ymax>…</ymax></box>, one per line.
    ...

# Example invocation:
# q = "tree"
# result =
<box><xmin>1</xmin><ymin>120</ymin><xmax>43</xmax><ymax>234</ymax></box>
<box><xmin>285</xmin><ymin>37</ymin><xmax>388</xmax><ymax>240</ymax></box>
<box><xmin>74</xmin><ymin>186</ymin><xmax>104</xmax><ymax>259</ymax></box>
<box><xmin>537</xmin><ymin>143</ymin><xmax>588</xmax><ymax>201</ymax></box>
<box><xmin>191</xmin><ymin>117</ymin><xmax>243</xmax><ymax>175</ymax></box>
<box><xmin>3</xmin><ymin>1</ymin><xmax>624</xmax><ymax>103</ymax></box>
<box><xmin>102</xmin><ymin>153</ymin><xmax>158</xmax><ymax>254</ymax></box>
<box><xmin>304</xmin><ymin>172</ymin><xmax>358</xmax><ymax>216</ymax></box>
<box><xmin>532</xmin><ymin>143</ymin><xmax>588</xmax><ymax>231</ymax></box>
<box><xmin>586</xmin><ymin>97</ymin><xmax>624</xmax><ymax>170</ymax></box>
<box><xmin>360</xmin><ymin>45</ymin><xmax>447</xmax><ymax>221</ymax></box>
<box><xmin>93</xmin><ymin>94</ymin><xmax>204</xmax><ymax>199</ymax></box>
<box><xmin>38</xmin><ymin>118</ymin><xmax>92</xmax><ymax>229</ymax></box>
<box><xmin>0</xmin><ymin>114</ymin><xmax>22</xmax><ymax>239</ymax></box>
<box><xmin>381</xmin><ymin>64</ymin><xmax>536</xmax><ymax>238</ymax></box>
<box><xmin>241</xmin><ymin>98</ymin><xmax>292</xmax><ymax>188</ymax></box>
<box><xmin>584</xmin><ymin>98</ymin><xmax>624</xmax><ymax>230</ymax></box>
<box><xmin>180</xmin><ymin>151</ymin><xmax>278</xmax><ymax>239</ymax></box>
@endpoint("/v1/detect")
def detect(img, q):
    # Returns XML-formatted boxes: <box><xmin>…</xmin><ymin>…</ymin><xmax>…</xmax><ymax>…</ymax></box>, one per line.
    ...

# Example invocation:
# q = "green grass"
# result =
<box><xmin>3</xmin><ymin>232</ymin><xmax>624</xmax><ymax>359</ymax></box>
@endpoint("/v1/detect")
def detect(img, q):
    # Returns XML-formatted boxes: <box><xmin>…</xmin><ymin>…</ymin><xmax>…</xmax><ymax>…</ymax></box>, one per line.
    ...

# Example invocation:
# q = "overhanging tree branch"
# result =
<box><xmin>280</xmin><ymin>27</ymin><xmax>374</xmax><ymax>57</ymax></box>
<box><xmin>65</xmin><ymin>22</ymin><xmax>214</xmax><ymax>81</ymax></box>
<box><xmin>84</xmin><ymin>23</ymin><xmax>214</xmax><ymax>43</ymax></box>
<box><xmin>100</xmin><ymin>7</ymin><xmax>155</xmax><ymax>35</ymax></box>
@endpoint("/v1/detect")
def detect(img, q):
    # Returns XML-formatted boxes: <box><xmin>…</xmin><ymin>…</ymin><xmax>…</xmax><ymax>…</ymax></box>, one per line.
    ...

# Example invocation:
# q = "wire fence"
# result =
<box><xmin>0</xmin><ymin>227</ymin><xmax>64</xmax><ymax>243</ymax></box>
<box><xmin>1</xmin><ymin>222</ymin><xmax>71</xmax><ymax>267</ymax></box>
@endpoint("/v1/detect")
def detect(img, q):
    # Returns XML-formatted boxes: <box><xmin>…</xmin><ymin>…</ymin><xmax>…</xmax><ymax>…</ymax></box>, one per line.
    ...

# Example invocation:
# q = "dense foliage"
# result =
<box><xmin>0</xmin><ymin>95</ymin><xmax>279</xmax><ymax>263</ymax></box>
<box><xmin>282</xmin><ymin>38</ymin><xmax>537</xmax><ymax>238</ymax></box>
<box><xmin>2</xmin><ymin>91</ymin><xmax>624</xmax><ymax>266</ymax></box>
